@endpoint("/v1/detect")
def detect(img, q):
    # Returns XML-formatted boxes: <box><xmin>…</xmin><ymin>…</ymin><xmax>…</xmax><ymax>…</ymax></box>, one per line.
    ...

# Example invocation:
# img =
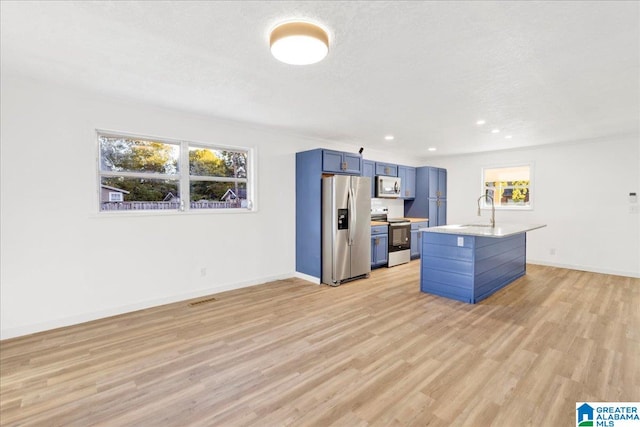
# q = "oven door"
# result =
<box><xmin>388</xmin><ymin>223</ymin><xmax>411</xmax><ymax>252</ymax></box>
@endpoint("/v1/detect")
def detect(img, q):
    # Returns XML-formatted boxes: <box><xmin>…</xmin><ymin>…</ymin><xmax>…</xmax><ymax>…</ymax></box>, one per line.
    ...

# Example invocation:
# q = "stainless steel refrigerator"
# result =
<box><xmin>322</xmin><ymin>175</ymin><xmax>371</xmax><ymax>286</ymax></box>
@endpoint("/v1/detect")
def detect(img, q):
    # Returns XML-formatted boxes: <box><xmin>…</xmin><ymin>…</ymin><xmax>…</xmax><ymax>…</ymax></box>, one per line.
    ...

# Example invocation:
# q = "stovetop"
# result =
<box><xmin>387</xmin><ymin>218</ymin><xmax>410</xmax><ymax>224</ymax></box>
<box><xmin>371</xmin><ymin>207</ymin><xmax>410</xmax><ymax>224</ymax></box>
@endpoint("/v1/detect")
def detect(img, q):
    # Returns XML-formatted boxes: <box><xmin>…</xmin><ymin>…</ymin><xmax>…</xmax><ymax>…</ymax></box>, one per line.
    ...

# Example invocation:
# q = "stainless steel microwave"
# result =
<box><xmin>376</xmin><ymin>175</ymin><xmax>401</xmax><ymax>198</ymax></box>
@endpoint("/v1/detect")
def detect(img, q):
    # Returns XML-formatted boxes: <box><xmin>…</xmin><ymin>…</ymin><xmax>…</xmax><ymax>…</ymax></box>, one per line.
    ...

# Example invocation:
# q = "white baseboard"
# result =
<box><xmin>0</xmin><ymin>273</ymin><xmax>293</xmax><ymax>341</ymax></box>
<box><xmin>294</xmin><ymin>271</ymin><xmax>321</xmax><ymax>284</ymax></box>
<box><xmin>527</xmin><ymin>259</ymin><xmax>640</xmax><ymax>279</ymax></box>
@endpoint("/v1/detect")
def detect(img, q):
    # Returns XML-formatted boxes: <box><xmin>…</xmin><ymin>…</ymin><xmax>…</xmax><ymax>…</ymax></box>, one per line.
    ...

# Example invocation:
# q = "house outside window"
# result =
<box><xmin>481</xmin><ymin>164</ymin><xmax>533</xmax><ymax>210</ymax></box>
<box><xmin>97</xmin><ymin>131</ymin><xmax>253</xmax><ymax>213</ymax></box>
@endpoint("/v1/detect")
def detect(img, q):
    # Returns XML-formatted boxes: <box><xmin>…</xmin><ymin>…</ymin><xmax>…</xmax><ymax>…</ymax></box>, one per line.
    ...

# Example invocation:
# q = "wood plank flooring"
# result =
<box><xmin>1</xmin><ymin>263</ymin><xmax>638</xmax><ymax>426</ymax></box>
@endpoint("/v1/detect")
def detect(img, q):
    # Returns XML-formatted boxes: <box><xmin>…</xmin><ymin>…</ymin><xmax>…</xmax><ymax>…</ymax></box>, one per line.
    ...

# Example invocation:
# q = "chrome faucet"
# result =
<box><xmin>477</xmin><ymin>194</ymin><xmax>495</xmax><ymax>227</ymax></box>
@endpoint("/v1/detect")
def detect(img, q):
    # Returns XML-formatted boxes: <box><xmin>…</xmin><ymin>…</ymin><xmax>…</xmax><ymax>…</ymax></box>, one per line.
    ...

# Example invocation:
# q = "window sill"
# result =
<box><xmin>90</xmin><ymin>208</ymin><xmax>257</xmax><ymax>219</ymax></box>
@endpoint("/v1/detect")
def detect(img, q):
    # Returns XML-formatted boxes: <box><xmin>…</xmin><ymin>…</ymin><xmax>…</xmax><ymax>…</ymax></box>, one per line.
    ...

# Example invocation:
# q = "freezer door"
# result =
<box><xmin>349</xmin><ymin>176</ymin><xmax>372</xmax><ymax>278</ymax></box>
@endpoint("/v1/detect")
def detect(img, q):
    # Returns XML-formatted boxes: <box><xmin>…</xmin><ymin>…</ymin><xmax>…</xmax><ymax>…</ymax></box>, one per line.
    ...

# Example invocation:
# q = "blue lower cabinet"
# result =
<box><xmin>362</xmin><ymin>160</ymin><xmax>375</xmax><ymax>198</ymax></box>
<box><xmin>410</xmin><ymin>222</ymin><xmax>428</xmax><ymax>259</ymax></box>
<box><xmin>371</xmin><ymin>225</ymin><xmax>388</xmax><ymax>268</ymax></box>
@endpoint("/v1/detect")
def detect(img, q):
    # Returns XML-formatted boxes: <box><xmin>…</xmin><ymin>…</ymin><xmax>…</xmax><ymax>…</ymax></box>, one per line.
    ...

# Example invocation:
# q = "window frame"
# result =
<box><xmin>96</xmin><ymin>129</ymin><xmax>256</xmax><ymax>215</ymax></box>
<box><xmin>480</xmin><ymin>162</ymin><xmax>534</xmax><ymax>211</ymax></box>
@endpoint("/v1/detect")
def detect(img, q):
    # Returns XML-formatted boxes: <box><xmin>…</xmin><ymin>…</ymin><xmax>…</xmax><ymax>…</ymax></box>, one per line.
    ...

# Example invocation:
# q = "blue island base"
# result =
<box><xmin>420</xmin><ymin>232</ymin><xmax>526</xmax><ymax>304</ymax></box>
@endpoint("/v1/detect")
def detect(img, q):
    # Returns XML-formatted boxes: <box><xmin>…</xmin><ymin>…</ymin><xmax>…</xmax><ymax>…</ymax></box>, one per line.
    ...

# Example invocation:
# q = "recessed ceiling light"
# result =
<box><xmin>270</xmin><ymin>21</ymin><xmax>329</xmax><ymax>65</ymax></box>
<box><xmin>427</xmin><ymin>147</ymin><xmax>437</xmax><ymax>152</ymax></box>
<box><xmin>491</xmin><ymin>129</ymin><xmax>500</xmax><ymax>133</ymax></box>
<box><xmin>384</xmin><ymin>135</ymin><xmax>394</xmax><ymax>141</ymax></box>
<box><xmin>505</xmin><ymin>135</ymin><xmax>513</xmax><ymax>139</ymax></box>
<box><xmin>476</xmin><ymin>120</ymin><xmax>486</xmax><ymax>125</ymax></box>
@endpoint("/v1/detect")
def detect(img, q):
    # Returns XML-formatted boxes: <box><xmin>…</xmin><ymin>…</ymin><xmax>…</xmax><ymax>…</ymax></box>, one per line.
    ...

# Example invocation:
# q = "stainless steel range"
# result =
<box><xmin>371</xmin><ymin>208</ymin><xmax>411</xmax><ymax>267</ymax></box>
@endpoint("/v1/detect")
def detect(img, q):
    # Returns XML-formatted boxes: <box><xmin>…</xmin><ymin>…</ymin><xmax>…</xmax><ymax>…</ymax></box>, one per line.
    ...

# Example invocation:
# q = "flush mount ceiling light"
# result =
<box><xmin>428</xmin><ymin>147</ymin><xmax>437</xmax><ymax>152</ymax></box>
<box><xmin>384</xmin><ymin>135</ymin><xmax>395</xmax><ymax>141</ymax></box>
<box><xmin>270</xmin><ymin>21</ymin><xmax>329</xmax><ymax>65</ymax></box>
<box><xmin>476</xmin><ymin>120</ymin><xmax>486</xmax><ymax>126</ymax></box>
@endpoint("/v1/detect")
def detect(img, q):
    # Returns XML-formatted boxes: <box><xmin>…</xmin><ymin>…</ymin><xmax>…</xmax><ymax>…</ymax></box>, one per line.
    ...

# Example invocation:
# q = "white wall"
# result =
<box><xmin>0</xmin><ymin>72</ymin><xmax>426</xmax><ymax>339</ymax></box>
<box><xmin>424</xmin><ymin>137</ymin><xmax>640</xmax><ymax>277</ymax></box>
<box><xmin>3</xmin><ymin>71</ymin><xmax>637</xmax><ymax>339</ymax></box>
<box><xmin>0</xmin><ymin>72</ymin><xmax>320</xmax><ymax>339</ymax></box>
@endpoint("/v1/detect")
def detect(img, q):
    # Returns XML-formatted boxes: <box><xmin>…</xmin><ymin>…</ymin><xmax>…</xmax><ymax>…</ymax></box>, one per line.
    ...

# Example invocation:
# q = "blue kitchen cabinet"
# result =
<box><xmin>375</xmin><ymin>162</ymin><xmax>398</xmax><ymax>177</ymax></box>
<box><xmin>405</xmin><ymin>166</ymin><xmax>447</xmax><ymax>226</ymax></box>
<box><xmin>362</xmin><ymin>160</ymin><xmax>376</xmax><ymax>198</ymax></box>
<box><xmin>322</xmin><ymin>150</ymin><xmax>362</xmax><ymax>174</ymax></box>
<box><xmin>371</xmin><ymin>225</ymin><xmax>388</xmax><ymax>268</ymax></box>
<box><xmin>410</xmin><ymin>221</ymin><xmax>428</xmax><ymax>259</ymax></box>
<box><xmin>296</xmin><ymin>149</ymin><xmax>362</xmax><ymax>281</ymax></box>
<box><xmin>398</xmin><ymin>165</ymin><xmax>416</xmax><ymax>199</ymax></box>
<box><xmin>426</xmin><ymin>167</ymin><xmax>447</xmax><ymax>199</ymax></box>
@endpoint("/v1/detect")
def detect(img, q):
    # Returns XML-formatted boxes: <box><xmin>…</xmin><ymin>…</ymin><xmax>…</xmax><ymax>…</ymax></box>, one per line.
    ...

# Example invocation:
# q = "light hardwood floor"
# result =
<box><xmin>1</xmin><ymin>263</ymin><xmax>638</xmax><ymax>426</ymax></box>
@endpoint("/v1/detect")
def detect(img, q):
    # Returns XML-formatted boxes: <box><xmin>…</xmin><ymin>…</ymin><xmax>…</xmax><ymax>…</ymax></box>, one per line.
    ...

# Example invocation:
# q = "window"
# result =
<box><xmin>98</xmin><ymin>131</ymin><xmax>253</xmax><ymax>212</ymax></box>
<box><xmin>108</xmin><ymin>192</ymin><xmax>123</xmax><ymax>202</ymax></box>
<box><xmin>189</xmin><ymin>146</ymin><xmax>248</xmax><ymax>209</ymax></box>
<box><xmin>481</xmin><ymin>164</ymin><xmax>532</xmax><ymax>210</ymax></box>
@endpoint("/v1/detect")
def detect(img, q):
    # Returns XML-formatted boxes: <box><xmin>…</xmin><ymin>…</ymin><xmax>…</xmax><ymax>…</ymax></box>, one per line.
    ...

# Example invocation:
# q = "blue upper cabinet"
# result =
<box><xmin>397</xmin><ymin>165</ymin><xmax>416</xmax><ymax>199</ymax></box>
<box><xmin>426</xmin><ymin>167</ymin><xmax>447</xmax><ymax>199</ymax></box>
<box><xmin>322</xmin><ymin>150</ymin><xmax>362</xmax><ymax>174</ymax></box>
<box><xmin>375</xmin><ymin>162</ymin><xmax>398</xmax><ymax>177</ymax></box>
<box><xmin>362</xmin><ymin>160</ymin><xmax>376</xmax><ymax>198</ymax></box>
<box><xmin>438</xmin><ymin>168</ymin><xmax>447</xmax><ymax>199</ymax></box>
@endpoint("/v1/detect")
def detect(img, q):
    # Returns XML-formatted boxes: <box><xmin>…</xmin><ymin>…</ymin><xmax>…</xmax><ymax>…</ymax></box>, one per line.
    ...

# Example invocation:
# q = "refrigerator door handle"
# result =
<box><xmin>348</xmin><ymin>183</ymin><xmax>356</xmax><ymax>246</ymax></box>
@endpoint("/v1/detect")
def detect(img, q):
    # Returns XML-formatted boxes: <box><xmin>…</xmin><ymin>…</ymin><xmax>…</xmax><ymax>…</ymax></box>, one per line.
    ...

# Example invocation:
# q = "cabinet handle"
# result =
<box><xmin>341</xmin><ymin>161</ymin><xmax>347</xmax><ymax>171</ymax></box>
<box><xmin>375</xmin><ymin>237</ymin><xmax>379</xmax><ymax>245</ymax></box>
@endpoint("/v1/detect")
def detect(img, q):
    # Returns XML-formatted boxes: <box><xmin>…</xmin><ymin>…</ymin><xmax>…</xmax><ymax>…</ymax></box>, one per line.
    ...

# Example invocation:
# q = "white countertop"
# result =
<box><xmin>419</xmin><ymin>223</ymin><xmax>547</xmax><ymax>238</ymax></box>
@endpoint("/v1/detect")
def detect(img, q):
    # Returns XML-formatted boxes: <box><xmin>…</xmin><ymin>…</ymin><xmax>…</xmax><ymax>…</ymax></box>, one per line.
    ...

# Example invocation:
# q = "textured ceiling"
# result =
<box><xmin>1</xmin><ymin>1</ymin><xmax>638</xmax><ymax>157</ymax></box>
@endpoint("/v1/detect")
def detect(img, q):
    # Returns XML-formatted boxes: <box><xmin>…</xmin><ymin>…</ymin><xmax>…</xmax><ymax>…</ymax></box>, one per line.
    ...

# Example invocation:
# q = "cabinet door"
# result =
<box><xmin>437</xmin><ymin>199</ymin><xmax>447</xmax><ymax>226</ymax></box>
<box><xmin>322</xmin><ymin>150</ymin><xmax>362</xmax><ymax>174</ymax></box>
<box><xmin>322</xmin><ymin>150</ymin><xmax>345</xmax><ymax>173</ymax></box>
<box><xmin>343</xmin><ymin>152</ymin><xmax>362</xmax><ymax>174</ymax></box>
<box><xmin>376</xmin><ymin>234</ymin><xmax>388</xmax><ymax>265</ymax></box>
<box><xmin>371</xmin><ymin>234</ymin><xmax>388</xmax><ymax>267</ymax></box>
<box><xmin>428</xmin><ymin>198</ymin><xmax>438</xmax><ymax>227</ymax></box>
<box><xmin>398</xmin><ymin>166</ymin><xmax>416</xmax><ymax>199</ymax></box>
<box><xmin>428</xmin><ymin>167</ymin><xmax>439</xmax><ymax>198</ymax></box>
<box><xmin>375</xmin><ymin>163</ymin><xmax>398</xmax><ymax>177</ymax></box>
<box><xmin>362</xmin><ymin>160</ymin><xmax>375</xmax><ymax>198</ymax></box>
<box><xmin>438</xmin><ymin>168</ymin><xmax>447</xmax><ymax>198</ymax></box>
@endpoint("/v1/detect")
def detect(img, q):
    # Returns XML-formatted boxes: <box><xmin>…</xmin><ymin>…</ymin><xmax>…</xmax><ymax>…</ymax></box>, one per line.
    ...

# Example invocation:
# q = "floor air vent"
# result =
<box><xmin>189</xmin><ymin>297</ymin><xmax>217</xmax><ymax>306</ymax></box>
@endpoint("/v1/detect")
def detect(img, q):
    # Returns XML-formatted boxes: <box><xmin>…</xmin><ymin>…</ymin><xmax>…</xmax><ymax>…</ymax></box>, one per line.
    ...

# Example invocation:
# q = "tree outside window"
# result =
<box><xmin>482</xmin><ymin>165</ymin><xmax>532</xmax><ymax>210</ymax></box>
<box><xmin>98</xmin><ymin>132</ymin><xmax>252</xmax><ymax>212</ymax></box>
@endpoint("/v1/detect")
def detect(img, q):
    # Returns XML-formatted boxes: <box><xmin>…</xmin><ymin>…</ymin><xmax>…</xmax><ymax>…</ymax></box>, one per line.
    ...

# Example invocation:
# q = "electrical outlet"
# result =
<box><xmin>200</xmin><ymin>267</ymin><xmax>207</xmax><ymax>277</ymax></box>
<box><xmin>630</xmin><ymin>205</ymin><xmax>639</xmax><ymax>214</ymax></box>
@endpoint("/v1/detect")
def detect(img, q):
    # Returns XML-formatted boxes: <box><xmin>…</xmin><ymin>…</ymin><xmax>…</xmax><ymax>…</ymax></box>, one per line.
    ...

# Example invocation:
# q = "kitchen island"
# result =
<box><xmin>419</xmin><ymin>223</ymin><xmax>546</xmax><ymax>303</ymax></box>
